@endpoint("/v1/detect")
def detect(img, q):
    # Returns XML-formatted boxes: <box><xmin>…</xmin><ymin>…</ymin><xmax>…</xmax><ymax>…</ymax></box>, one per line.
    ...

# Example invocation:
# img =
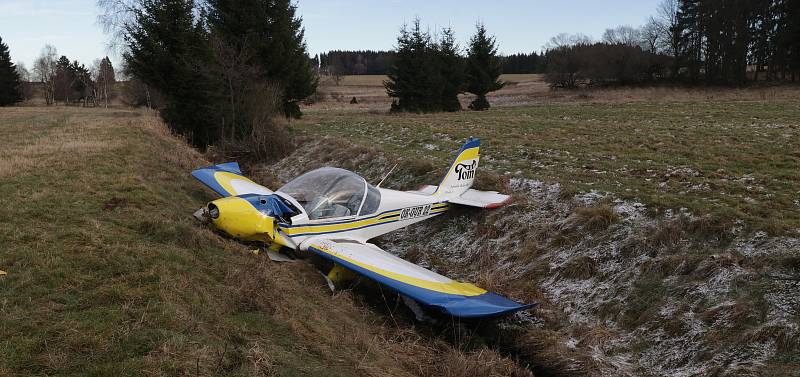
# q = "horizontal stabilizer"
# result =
<box><xmin>409</xmin><ymin>185</ymin><xmax>511</xmax><ymax>209</ymax></box>
<box><xmin>192</xmin><ymin>162</ymin><xmax>273</xmax><ymax>197</ymax></box>
<box><xmin>307</xmin><ymin>239</ymin><xmax>533</xmax><ymax>318</ymax></box>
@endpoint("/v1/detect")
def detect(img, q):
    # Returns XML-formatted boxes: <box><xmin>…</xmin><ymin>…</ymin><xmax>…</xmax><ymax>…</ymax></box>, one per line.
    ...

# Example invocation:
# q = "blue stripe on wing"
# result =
<box><xmin>308</xmin><ymin>244</ymin><xmax>534</xmax><ymax>318</ymax></box>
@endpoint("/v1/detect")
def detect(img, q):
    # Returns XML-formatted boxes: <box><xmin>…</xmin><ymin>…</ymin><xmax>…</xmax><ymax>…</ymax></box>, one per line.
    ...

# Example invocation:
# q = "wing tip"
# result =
<box><xmin>191</xmin><ymin>162</ymin><xmax>244</xmax><ymax>197</ymax></box>
<box><xmin>436</xmin><ymin>292</ymin><xmax>537</xmax><ymax>318</ymax></box>
<box><xmin>484</xmin><ymin>195</ymin><xmax>513</xmax><ymax>209</ymax></box>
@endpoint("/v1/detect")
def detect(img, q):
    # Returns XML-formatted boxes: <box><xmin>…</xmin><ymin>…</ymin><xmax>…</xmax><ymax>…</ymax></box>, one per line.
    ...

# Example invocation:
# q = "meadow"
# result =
<box><xmin>2</xmin><ymin>76</ymin><xmax>798</xmax><ymax>376</ymax></box>
<box><xmin>0</xmin><ymin>107</ymin><xmax>531</xmax><ymax>376</ymax></box>
<box><xmin>305</xmin><ymin>75</ymin><xmax>800</xmax><ymax>236</ymax></box>
<box><xmin>290</xmin><ymin>78</ymin><xmax>800</xmax><ymax>375</ymax></box>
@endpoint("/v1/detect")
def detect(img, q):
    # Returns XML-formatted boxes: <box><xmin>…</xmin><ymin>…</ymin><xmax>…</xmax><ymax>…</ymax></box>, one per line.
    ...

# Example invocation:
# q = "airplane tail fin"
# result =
<box><xmin>433</xmin><ymin>138</ymin><xmax>480</xmax><ymax>198</ymax></box>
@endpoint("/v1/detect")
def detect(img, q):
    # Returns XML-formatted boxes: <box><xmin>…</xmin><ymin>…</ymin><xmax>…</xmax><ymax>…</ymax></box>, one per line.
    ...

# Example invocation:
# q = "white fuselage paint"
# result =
<box><xmin>279</xmin><ymin>187</ymin><xmax>447</xmax><ymax>250</ymax></box>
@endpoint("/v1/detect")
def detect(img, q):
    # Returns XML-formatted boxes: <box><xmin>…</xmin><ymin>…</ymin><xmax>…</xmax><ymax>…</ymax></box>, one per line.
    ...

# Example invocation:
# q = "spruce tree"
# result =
<box><xmin>124</xmin><ymin>0</ymin><xmax>219</xmax><ymax>147</ymax></box>
<box><xmin>207</xmin><ymin>0</ymin><xmax>318</xmax><ymax>118</ymax></box>
<box><xmin>465</xmin><ymin>24</ymin><xmax>503</xmax><ymax>110</ymax></box>
<box><xmin>385</xmin><ymin>19</ymin><xmax>444</xmax><ymax>112</ymax></box>
<box><xmin>437</xmin><ymin>28</ymin><xmax>464</xmax><ymax>112</ymax></box>
<box><xmin>0</xmin><ymin>36</ymin><xmax>23</xmax><ymax>106</ymax></box>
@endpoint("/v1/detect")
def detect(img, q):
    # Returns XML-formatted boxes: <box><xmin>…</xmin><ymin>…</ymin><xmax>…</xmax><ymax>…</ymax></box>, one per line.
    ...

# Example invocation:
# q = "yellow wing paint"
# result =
<box><xmin>213</xmin><ymin>171</ymin><xmax>262</xmax><ymax>196</ymax></box>
<box><xmin>312</xmin><ymin>243</ymin><xmax>486</xmax><ymax>296</ymax></box>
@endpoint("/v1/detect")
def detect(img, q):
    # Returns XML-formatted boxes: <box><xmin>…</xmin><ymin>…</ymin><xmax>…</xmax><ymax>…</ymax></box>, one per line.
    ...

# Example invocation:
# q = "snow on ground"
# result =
<box><xmin>265</xmin><ymin>139</ymin><xmax>800</xmax><ymax>376</ymax></box>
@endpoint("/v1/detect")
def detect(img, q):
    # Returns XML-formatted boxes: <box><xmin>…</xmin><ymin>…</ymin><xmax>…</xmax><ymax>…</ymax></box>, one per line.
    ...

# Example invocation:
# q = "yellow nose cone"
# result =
<box><xmin>209</xmin><ymin>197</ymin><xmax>274</xmax><ymax>242</ymax></box>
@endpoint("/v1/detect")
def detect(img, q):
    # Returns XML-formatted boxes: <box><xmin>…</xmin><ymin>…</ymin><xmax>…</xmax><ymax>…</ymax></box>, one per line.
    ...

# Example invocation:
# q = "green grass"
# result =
<box><xmin>294</xmin><ymin>100</ymin><xmax>800</xmax><ymax>234</ymax></box>
<box><xmin>0</xmin><ymin>107</ymin><xmax>530</xmax><ymax>376</ymax></box>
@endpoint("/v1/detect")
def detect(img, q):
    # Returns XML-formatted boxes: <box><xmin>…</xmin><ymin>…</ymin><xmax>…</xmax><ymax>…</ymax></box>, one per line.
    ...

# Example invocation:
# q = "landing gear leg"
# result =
<box><xmin>327</xmin><ymin>263</ymin><xmax>357</xmax><ymax>285</ymax></box>
<box><xmin>266</xmin><ymin>243</ymin><xmax>296</xmax><ymax>262</ymax></box>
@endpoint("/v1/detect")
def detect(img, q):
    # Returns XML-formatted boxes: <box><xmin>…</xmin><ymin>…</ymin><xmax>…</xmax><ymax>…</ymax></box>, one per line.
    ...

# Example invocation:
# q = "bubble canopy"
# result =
<box><xmin>277</xmin><ymin>167</ymin><xmax>381</xmax><ymax>220</ymax></box>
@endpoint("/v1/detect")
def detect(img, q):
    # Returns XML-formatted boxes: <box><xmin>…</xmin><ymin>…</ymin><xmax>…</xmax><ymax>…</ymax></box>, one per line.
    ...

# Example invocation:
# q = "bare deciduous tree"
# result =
<box><xmin>97</xmin><ymin>0</ymin><xmax>141</xmax><ymax>54</ymax></box>
<box><xmin>602</xmin><ymin>25</ymin><xmax>641</xmax><ymax>46</ymax></box>
<box><xmin>544</xmin><ymin>33</ymin><xmax>592</xmax><ymax>50</ymax></box>
<box><xmin>92</xmin><ymin>57</ymin><xmax>116</xmax><ymax>108</ymax></box>
<box><xmin>327</xmin><ymin>65</ymin><xmax>344</xmax><ymax>86</ymax></box>
<box><xmin>33</xmin><ymin>45</ymin><xmax>58</xmax><ymax>105</ymax></box>
<box><xmin>641</xmin><ymin>19</ymin><xmax>661</xmax><ymax>54</ymax></box>
<box><xmin>15</xmin><ymin>62</ymin><xmax>34</xmax><ymax>101</ymax></box>
<box><xmin>652</xmin><ymin>0</ymin><xmax>681</xmax><ymax>78</ymax></box>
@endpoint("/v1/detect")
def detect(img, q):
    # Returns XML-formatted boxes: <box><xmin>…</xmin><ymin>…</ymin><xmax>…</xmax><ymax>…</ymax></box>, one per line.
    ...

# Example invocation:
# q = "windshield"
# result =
<box><xmin>278</xmin><ymin>167</ymin><xmax>380</xmax><ymax>220</ymax></box>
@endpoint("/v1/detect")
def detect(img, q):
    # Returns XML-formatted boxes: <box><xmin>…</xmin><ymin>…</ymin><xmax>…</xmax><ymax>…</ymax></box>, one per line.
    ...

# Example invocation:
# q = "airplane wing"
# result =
<box><xmin>307</xmin><ymin>239</ymin><xmax>534</xmax><ymax>318</ymax></box>
<box><xmin>409</xmin><ymin>185</ymin><xmax>511</xmax><ymax>209</ymax></box>
<box><xmin>192</xmin><ymin>162</ymin><xmax>273</xmax><ymax>197</ymax></box>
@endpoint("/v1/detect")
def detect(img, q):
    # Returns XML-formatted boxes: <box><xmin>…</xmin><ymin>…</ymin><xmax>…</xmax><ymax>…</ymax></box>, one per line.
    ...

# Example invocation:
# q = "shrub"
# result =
<box><xmin>545</xmin><ymin>42</ymin><xmax>669</xmax><ymax>88</ymax></box>
<box><xmin>572</xmin><ymin>203</ymin><xmax>619</xmax><ymax>231</ymax></box>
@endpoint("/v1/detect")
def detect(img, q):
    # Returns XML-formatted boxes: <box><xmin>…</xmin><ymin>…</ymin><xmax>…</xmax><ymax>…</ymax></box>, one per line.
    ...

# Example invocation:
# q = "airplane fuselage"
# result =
<box><xmin>274</xmin><ymin>188</ymin><xmax>449</xmax><ymax>249</ymax></box>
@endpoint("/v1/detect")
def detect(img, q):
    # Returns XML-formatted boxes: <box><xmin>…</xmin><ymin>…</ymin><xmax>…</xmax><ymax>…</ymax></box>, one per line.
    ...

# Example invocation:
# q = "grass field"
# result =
<box><xmin>295</xmin><ymin>98</ymin><xmax>800</xmax><ymax>235</ymax></box>
<box><xmin>0</xmin><ymin>107</ymin><xmax>532</xmax><ymax>377</ymax></box>
<box><xmin>318</xmin><ymin>74</ymin><xmax>541</xmax><ymax>87</ymax></box>
<box><xmin>313</xmin><ymin>74</ymin><xmax>550</xmax><ymax>110</ymax></box>
<box><xmin>4</xmin><ymin>78</ymin><xmax>799</xmax><ymax>376</ymax></box>
<box><xmin>289</xmin><ymin>83</ymin><xmax>800</xmax><ymax>375</ymax></box>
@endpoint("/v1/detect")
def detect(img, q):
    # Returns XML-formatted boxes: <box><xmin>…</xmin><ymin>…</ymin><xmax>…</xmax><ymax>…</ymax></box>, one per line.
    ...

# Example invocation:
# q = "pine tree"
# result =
<box><xmin>437</xmin><ymin>28</ymin><xmax>464</xmax><ymax>112</ymax></box>
<box><xmin>385</xmin><ymin>19</ymin><xmax>452</xmax><ymax>112</ymax></box>
<box><xmin>775</xmin><ymin>0</ymin><xmax>800</xmax><ymax>81</ymax></box>
<box><xmin>124</xmin><ymin>0</ymin><xmax>219</xmax><ymax>147</ymax></box>
<box><xmin>0</xmin><ymin>36</ymin><xmax>23</xmax><ymax>106</ymax></box>
<box><xmin>465</xmin><ymin>24</ymin><xmax>503</xmax><ymax>110</ymax></box>
<box><xmin>207</xmin><ymin>0</ymin><xmax>318</xmax><ymax>118</ymax></box>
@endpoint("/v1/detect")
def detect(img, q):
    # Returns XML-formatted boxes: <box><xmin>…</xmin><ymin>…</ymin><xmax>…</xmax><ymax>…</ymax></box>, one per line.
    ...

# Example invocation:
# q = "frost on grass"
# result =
<box><xmin>264</xmin><ymin>138</ymin><xmax>800</xmax><ymax>376</ymax></box>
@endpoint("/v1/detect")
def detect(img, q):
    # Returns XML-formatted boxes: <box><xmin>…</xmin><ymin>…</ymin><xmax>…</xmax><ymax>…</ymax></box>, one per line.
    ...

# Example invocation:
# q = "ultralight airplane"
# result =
<box><xmin>191</xmin><ymin>138</ymin><xmax>534</xmax><ymax>319</ymax></box>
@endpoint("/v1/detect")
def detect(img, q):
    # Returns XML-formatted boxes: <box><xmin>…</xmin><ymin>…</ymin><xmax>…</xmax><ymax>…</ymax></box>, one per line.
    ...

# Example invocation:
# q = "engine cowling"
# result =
<box><xmin>208</xmin><ymin>196</ymin><xmax>276</xmax><ymax>242</ymax></box>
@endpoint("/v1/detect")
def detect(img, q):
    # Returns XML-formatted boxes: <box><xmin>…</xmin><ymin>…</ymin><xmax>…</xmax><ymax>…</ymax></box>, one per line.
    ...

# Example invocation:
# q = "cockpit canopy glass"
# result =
<box><xmin>277</xmin><ymin>167</ymin><xmax>380</xmax><ymax>220</ymax></box>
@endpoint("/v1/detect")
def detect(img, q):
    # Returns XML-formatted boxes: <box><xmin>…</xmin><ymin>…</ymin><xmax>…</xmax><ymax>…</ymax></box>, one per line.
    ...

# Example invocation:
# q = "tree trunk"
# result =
<box><xmin>145</xmin><ymin>86</ymin><xmax>152</xmax><ymax>109</ymax></box>
<box><xmin>228</xmin><ymin>77</ymin><xmax>236</xmax><ymax>140</ymax></box>
<box><xmin>104</xmin><ymin>73</ymin><xmax>109</xmax><ymax>108</ymax></box>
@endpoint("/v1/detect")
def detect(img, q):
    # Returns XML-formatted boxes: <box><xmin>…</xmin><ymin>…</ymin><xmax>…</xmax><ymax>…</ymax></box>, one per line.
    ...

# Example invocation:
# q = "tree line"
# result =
<box><xmin>0</xmin><ymin>37</ymin><xmax>116</xmax><ymax>107</ymax></box>
<box><xmin>500</xmin><ymin>53</ymin><xmax>542</xmax><ymax>74</ymax></box>
<box><xmin>319</xmin><ymin>50</ymin><xmax>542</xmax><ymax>76</ymax></box>
<box><xmin>385</xmin><ymin>20</ymin><xmax>503</xmax><ymax>112</ymax></box>
<box><xmin>33</xmin><ymin>47</ymin><xmax>117</xmax><ymax>106</ymax></box>
<box><xmin>319</xmin><ymin>50</ymin><xmax>395</xmax><ymax>76</ymax></box>
<box><xmin>543</xmin><ymin>0</ymin><xmax>800</xmax><ymax>87</ymax></box>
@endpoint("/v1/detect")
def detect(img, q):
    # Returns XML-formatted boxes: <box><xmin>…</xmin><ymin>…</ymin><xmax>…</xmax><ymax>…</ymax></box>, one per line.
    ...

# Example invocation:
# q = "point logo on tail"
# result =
<box><xmin>455</xmin><ymin>160</ymin><xmax>477</xmax><ymax>181</ymax></box>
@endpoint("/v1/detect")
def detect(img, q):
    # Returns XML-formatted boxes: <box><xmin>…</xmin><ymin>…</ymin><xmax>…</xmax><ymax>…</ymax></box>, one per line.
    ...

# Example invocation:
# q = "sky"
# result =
<box><xmin>0</xmin><ymin>0</ymin><xmax>662</xmax><ymax>69</ymax></box>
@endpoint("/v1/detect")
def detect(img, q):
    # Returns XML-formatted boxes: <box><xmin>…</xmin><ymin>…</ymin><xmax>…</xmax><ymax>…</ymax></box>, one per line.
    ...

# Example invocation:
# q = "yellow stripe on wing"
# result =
<box><xmin>311</xmin><ymin>243</ymin><xmax>486</xmax><ymax>297</ymax></box>
<box><xmin>213</xmin><ymin>171</ymin><xmax>263</xmax><ymax>196</ymax></box>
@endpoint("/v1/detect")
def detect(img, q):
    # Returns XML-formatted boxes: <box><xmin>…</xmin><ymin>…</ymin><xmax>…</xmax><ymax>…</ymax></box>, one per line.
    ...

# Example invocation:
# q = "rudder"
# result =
<box><xmin>433</xmin><ymin>138</ymin><xmax>480</xmax><ymax>197</ymax></box>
